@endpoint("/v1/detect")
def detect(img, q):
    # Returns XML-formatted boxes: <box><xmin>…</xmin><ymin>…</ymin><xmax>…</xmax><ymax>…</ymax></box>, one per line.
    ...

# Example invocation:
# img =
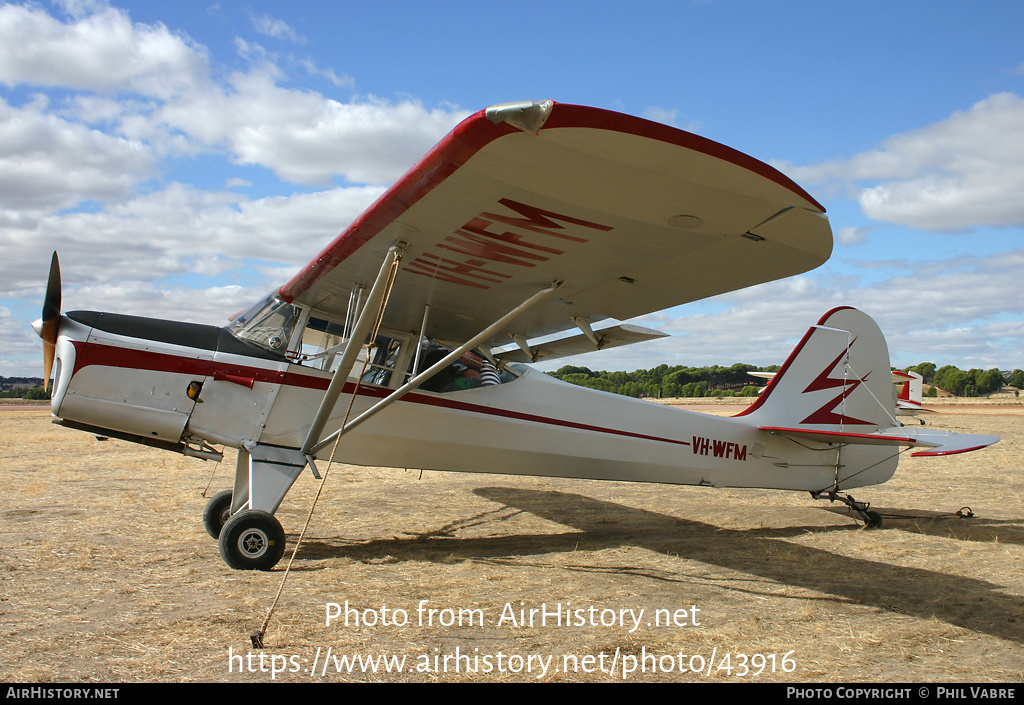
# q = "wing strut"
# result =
<box><xmin>306</xmin><ymin>280</ymin><xmax>562</xmax><ymax>456</ymax></box>
<box><xmin>301</xmin><ymin>243</ymin><xmax>406</xmax><ymax>456</ymax></box>
<box><xmin>571</xmin><ymin>317</ymin><xmax>602</xmax><ymax>348</ymax></box>
<box><xmin>410</xmin><ymin>304</ymin><xmax>432</xmax><ymax>376</ymax></box>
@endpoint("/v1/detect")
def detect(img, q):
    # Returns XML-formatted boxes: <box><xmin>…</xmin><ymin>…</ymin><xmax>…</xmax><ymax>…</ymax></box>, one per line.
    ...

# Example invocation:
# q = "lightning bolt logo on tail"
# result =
<box><xmin>800</xmin><ymin>342</ymin><xmax>875</xmax><ymax>426</ymax></box>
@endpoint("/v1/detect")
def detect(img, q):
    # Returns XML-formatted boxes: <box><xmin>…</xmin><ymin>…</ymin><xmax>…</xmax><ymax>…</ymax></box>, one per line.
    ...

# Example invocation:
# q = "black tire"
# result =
<box><xmin>864</xmin><ymin>510</ymin><xmax>883</xmax><ymax>529</ymax></box>
<box><xmin>203</xmin><ymin>490</ymin><xmax>234</xmax><ymax>539</ymax></box>
<box><xmin>218</xmin><ymin>510</ymin><xmax>286</xmax><ymax>570</ymax></box>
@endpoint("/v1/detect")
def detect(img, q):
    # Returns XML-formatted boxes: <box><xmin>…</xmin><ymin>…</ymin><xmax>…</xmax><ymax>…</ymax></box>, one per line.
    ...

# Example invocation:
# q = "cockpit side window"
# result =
<box><xmin>299</xmin><ymin>317</ymin><xmax>348</xmax><ymax>371</ymax></box>
<box><xmin>415</xmin><ymin>343</ymin><xmax>516</xmax><ymax>393</ymax></box>
<box><xmin>360</xmin><ymin>336</ymin><xmax>403</xmax><ymax>386</ymax></box>
<box><xmin>295</xmin><ymin>315</ymin><xmax>410</xmax><ymax>388</ymax></box>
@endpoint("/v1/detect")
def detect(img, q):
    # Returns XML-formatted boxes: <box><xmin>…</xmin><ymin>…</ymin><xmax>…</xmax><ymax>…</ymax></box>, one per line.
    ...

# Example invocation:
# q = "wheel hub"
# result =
<box><xmin>239</xmin><ymin>528</ymin><xmax>269</xmax><ymax>558</ymax></box>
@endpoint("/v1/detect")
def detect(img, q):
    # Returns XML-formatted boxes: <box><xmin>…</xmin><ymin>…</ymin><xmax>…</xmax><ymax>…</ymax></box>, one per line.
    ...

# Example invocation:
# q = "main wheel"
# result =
<box><xmin>863</xmin><ymin>510</ymin><xmax>883</xmax><ymax>529</ymax></box>
<box><xmin>202</xmin><ymin>490</ymin><xmax>234</xmax><ymax>539</ymax></box>
<box><xmin>218</xmin><ymin>510</ymin><xmax>286</xmax><ymax>570</ymax></box>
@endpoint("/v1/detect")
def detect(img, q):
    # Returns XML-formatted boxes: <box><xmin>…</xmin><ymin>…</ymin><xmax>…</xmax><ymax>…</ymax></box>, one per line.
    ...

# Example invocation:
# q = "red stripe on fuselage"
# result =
<box><xmin>68</xmin><ymin>340</ymin><xmax>691</xmax><ymax>448</ymax></box>
<box><xmin>72</xmin><ymin>340</ymin><xmax>215</xmax><ymax>378</ymax></box>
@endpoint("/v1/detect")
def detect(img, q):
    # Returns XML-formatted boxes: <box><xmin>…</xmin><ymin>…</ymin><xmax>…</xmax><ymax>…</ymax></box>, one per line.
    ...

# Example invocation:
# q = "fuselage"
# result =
<box><xmin>49</xmin><ymin>310</ymin><xmax>898</xmax><ymax>495</ymax></box>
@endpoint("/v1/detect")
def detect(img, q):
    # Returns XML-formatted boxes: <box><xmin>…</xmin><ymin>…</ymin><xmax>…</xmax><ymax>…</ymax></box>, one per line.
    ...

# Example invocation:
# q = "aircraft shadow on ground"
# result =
<box><xmin>744</xmin><ymin>506</ymin><xmax>1024</xmax><ymax>546</ymax></box>
<box><xmin>813</xmin><ymin>505</ymin><xmax>1024</xmax><ymax>545</ymax></box>
<box><xmin>295</xmin><ymin>487</ymin><xmax>1023</xmax><ymax>645</ymax></box>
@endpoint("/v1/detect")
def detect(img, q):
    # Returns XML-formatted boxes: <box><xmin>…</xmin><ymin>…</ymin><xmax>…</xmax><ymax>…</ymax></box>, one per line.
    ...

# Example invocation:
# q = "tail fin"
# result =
<box><xmin>737</xmin><ymin>307</ymin><xmax>896</xmax><ymax>431</ymax></box>
<box><xmin>738</xmin><ymin>307</ymin><xmax>998</xmax><ymax>460</ymax></box>
<box><xmin>894</xmin><ymin>370</ymin><xmax>930</xmax><ymax>416</ymax></box>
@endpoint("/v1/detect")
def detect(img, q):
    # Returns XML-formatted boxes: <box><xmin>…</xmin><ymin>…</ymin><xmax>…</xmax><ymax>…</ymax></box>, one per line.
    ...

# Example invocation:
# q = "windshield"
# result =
<box><xmin>227</xmin><ymin>292</ymin><xmax>300</xmax><ymax>354</ymax></box>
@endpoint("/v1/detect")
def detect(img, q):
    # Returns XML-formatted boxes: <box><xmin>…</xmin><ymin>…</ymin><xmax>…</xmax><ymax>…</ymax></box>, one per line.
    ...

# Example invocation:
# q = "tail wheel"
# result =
<box><xmin>202</xmin><ymin>489</ymin><xmax>234</xmax><ymax>539</ymax></box>
<box><xmin>218</xmin><ymin>510</ymin><xmax>286</xmax><ymax>570</ymax></box>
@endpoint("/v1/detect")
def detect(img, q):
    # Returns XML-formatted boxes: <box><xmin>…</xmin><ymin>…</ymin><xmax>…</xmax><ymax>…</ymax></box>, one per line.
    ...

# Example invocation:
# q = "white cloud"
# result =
<box><xmin>300</xmin><ymin>59</ymin><xmax>354</xmax><ymax>89</ymax></box>
<box><xmin>785</xmin><ymin>93</ymin><xmax>1024</xmax><ymax>232</ymax></box>
<box><xmin>836</xmin><ymin>225</ymin><xmax>871</xmax><ymax>246</ymax></box>
<box><xmin>0</xmin><ymin>178</ymin><xmax>393</xmax><ymax>376</ymax></box>
<box><xmin>150</xmin><ymin>70</ymin><xmax>467</xmax><ymax>184</ymax></box>
<box><xmin>66</xmin><ymin>280</ymin><xmax>259</xmax><ymax>326</ymax></box>
<box><xmin>885</xmin><ymin>320</ymin><xmax>1024</xmax><ymax>370</ymax></box>
<box><xmin>0</xmin><ymin>3</ymin><xmax>468</xmax><ymax>186</ymax></box>
<box><xmin>0</xmin><ymin>2</ymin><xmax>474</xmax><ymax>376</ymax></box>
<box><xmin>0</xmin><ymin>95</ymin><xmax>156</xmax><ymax>218</ymax></box>
<box><xmin>643</xmin><ymin>106</ymin><xmax>703</xmax><ymax>134</ymax></box>
<box><xmin>0</xmin><ymin>304</ymin><xmax>42</xmax><ymax>378</ymax></box>
<box><xmin>2</xmin><ymin>3</ymin><xmax>1018</xmax><ymax>381</ymax></box>
<box><xmin>250</xmin><ymin>13</ymin><xmax>304</xmax><ymax>44</ymax></box>
<box><xmin>643</xmin><ymin>107</ymin><xmax>677</xmax><ymax>126</ymax></box>
<box><xmin>1</xmin><ymin>181</ymin><xmax>389</xmax><ymax>377</ymax></box>
<box><xmin>0</xmin><ymin>3</ymin><xmax>208</xmax><ymax>99</ymax></box>
<box><xmin>540</xmin><ymin>248</ymin><xmax>1024</xmax><ymax>373</ymax></box>
<box><xmin>0</xmin><ymin>183</ymin><xmax>387</xmax><ymax>299</ymax></box>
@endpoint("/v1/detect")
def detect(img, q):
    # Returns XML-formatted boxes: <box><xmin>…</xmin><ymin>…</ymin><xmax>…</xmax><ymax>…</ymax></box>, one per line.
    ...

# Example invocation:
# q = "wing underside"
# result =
<box><xmin>281</xmin><ymin>100</ymin><xmax>833</xmax><ymax>351</ymax></box>
<box><xmin>496</xmin><ymin>323</ymin><xmax>668</xmax><ymax>364</ymax></box>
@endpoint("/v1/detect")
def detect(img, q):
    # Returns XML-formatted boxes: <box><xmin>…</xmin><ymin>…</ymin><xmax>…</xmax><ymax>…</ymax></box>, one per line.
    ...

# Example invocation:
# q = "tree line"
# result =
<box><xmin>546</xmin><ymin>363</ymin><xmax>776</xmax><ymax>399</ymax></box>
<box><xmin>0</xmin><ymin>376</ymin><xmax>49</xmax><ymax>399</ymax></box>
<box><xmin>901</xmin><ymin>363</ymin><xmax>1022</xmax><ymax>397</ymax></box>
<box><xmin>547</xmin><ymin>363</ymin><xmax>1023</xmax><ymax>399</ymax></box>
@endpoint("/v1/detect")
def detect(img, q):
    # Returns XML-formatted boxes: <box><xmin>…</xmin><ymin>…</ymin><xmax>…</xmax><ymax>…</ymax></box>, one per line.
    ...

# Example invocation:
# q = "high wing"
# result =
<box><xmin>279</xmin><ymin>100</ymin><xmax>832</xmax><ymax>351</ymax></box>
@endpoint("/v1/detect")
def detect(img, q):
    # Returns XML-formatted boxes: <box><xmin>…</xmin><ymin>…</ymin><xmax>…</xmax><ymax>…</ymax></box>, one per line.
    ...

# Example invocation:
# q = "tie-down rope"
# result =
<box><xmin>252</xmin><ymin>250</ymin><xmax>403</xmax><ymax>648</ymax></box>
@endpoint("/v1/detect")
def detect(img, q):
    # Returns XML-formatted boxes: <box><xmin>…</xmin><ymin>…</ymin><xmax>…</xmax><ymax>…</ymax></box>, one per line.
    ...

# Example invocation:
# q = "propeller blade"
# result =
<box><xmin>40</xmin><ymin>252</ymin><xmax>61</xmax><ymax>387</ymax></box>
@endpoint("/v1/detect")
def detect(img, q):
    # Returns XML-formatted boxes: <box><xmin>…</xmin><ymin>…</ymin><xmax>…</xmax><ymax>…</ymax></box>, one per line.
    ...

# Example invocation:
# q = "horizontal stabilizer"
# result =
<box><xmin>906</xmin><ymin>429</ymin><xmax>1001</xmax><ymax>457</ymax></box>
<box><xmin>760</xmin><ymin>426</ymin><xmax>925</xmax><ymax>447</ymax></box>
<box><xmin>760</xmin><ymin>425</ymin><xmax>999</xmax><ymax>456</ymax></box>
<box><xmin>497</xmin><ymin>324</ymin><xmax>667</xmax><ymax>364</ymax></box>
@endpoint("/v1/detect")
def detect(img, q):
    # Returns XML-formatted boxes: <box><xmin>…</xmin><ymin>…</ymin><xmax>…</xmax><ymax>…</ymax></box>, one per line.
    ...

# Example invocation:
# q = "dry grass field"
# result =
<box><xmin>1</xmin><ymin>404</ymin><xmax>1021</xmax><ymax>682</ymax></box>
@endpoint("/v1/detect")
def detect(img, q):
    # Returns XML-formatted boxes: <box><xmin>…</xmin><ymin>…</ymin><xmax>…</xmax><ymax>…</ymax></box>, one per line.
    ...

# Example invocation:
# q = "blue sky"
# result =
<box><xmin>2</xmin><ymin>0</ymin><xmax>1023</xmax><ymax>377</ymax></box>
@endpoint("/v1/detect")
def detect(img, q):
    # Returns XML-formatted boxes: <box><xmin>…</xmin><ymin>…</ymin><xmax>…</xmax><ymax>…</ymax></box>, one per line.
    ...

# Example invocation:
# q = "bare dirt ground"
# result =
<box><xmin>1</xmin><ymin>405</ymin><xmax>1021</xmax><ymax>683</ymax></box>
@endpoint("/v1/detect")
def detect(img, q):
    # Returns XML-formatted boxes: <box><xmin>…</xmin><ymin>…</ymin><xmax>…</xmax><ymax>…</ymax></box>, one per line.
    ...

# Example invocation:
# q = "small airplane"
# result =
<box><xmin>747</xmin><ymin>370</ymin><xmax>777</xmax><ymax>394</ymax></box>
<box><xmin>892</xmin><ymin>369</ymin><xmax>933</xmax><ymax>422</ymax></box>
<box><xmin>32</xmin><ymin>100</ymin><xmax>999</xmax><ymax>571</ymax></box>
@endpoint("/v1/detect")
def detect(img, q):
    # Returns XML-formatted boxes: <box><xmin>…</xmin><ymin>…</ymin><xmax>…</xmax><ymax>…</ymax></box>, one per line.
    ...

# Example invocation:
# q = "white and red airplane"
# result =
<box><xmin>892</xmin><ymin>369</ymin><xmax>933</xmax><ymax>422</ymax></box>
<box><xmin>33</xmin><ymin>100</ymin><xmax>998</xmax><ymax>570</ymax></box>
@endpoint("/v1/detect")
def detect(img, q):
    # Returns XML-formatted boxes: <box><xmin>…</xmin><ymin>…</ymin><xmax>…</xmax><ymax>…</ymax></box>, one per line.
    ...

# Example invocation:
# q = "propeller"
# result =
<box><xmin>31</xmin><ymin>252</ymin><xmax>61</xmax><ymax>389</ymax></box>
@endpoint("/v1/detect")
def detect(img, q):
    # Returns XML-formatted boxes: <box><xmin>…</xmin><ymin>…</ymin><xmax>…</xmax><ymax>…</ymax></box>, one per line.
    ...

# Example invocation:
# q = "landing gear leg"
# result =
<box><xmin>217</xmin><ymin>444</ymin><xmax>305</xmax><ymax>570</ymax></box>
<box><xmin>811</xmin><ymin>490</ymin><xmax>883</xmax><ymax>528</ymax></box>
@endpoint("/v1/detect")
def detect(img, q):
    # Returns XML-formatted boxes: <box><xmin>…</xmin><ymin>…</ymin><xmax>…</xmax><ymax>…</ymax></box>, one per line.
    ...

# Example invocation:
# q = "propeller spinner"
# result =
<box><xmin>31</xmin><ymin>252</ymin><xmax>61</xmax><ymax>388</ymax></box>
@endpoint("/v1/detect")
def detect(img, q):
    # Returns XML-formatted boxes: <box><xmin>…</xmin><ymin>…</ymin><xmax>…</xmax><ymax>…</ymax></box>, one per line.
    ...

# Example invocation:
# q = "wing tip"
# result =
<box><xmin>485</xmin><ymin>100</ymin><xmax>555</xmax><ymax>134</ymax></box>
<box><xmin>910</xmin><ymin>436</ymin><xmax>1001</xmax><ymax>457</ymax></box>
